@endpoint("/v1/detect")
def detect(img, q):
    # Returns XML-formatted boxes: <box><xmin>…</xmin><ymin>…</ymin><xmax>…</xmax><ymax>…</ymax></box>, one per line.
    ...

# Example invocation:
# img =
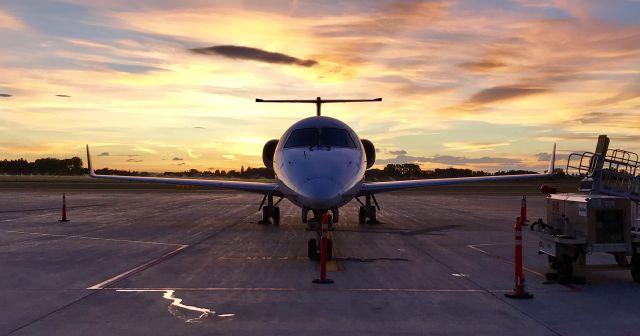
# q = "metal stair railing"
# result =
<box><xmin>567</xmin><ymin>148</ymin><xmax>640</xmax><ymax>202</ymax></box>
<box><xmin>567</xmin><ymin>151</ymin><xmax>600</xmax><ymax>176</ymax></box>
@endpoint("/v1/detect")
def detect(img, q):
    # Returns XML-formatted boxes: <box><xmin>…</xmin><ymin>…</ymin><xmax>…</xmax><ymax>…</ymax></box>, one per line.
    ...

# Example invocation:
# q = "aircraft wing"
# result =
<box><xmin>85</xmin><ymin>145</ymin><xmax>281</xmax><ymax>195</ymax></box>
<box><xmin>359</xmin><ymin>144</ymin><xmax>556</xmax><ymax>195</ymax></box>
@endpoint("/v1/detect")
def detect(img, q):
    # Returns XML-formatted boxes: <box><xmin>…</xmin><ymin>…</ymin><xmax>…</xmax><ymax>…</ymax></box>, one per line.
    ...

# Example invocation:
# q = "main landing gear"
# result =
<box><xmin>357</xmin><ymin>194</ymin><xmax>380</xmax><ymax>224</ymax></box>
<box><xmin>258</xmin><ymin>195</ymin><xmax>281</xmax><ymax>225</ymax></box>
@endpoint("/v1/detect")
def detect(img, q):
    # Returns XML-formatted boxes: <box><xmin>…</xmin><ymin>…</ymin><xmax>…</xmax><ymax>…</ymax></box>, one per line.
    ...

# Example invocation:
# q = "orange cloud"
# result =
<box><xmin>0</xmin><ymin>10</ymin><xmax>26</xmax><ymax>31</ymax></box>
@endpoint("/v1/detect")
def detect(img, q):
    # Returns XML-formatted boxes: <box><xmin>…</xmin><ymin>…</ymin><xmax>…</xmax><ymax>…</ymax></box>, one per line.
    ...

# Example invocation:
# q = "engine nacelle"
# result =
<box><xmin>361</xmin><ymin>139</ymin><xmax>375</xmax><ymax>169</ymax></box>
<box><xmin>262</xmin><ymin>139</ymin><xmax>279</xmax><ymax>169</ymax></box>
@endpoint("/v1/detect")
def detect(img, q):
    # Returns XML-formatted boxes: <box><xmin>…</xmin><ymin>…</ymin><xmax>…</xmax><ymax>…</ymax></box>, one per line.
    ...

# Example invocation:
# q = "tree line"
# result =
<box><xmin>0</xmin><ymin>157</ymin><xmax>84</xmax><ymax>175</ymax></box>
<box><xmin>1</xmin><ymin>157</ymin><xmax>546</xmax><ymax>180</ymax></box>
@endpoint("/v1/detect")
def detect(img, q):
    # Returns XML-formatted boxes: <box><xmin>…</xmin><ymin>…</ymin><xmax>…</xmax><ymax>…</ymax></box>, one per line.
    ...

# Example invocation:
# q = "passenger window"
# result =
<box><xmin>320</xmin><ymin>128</ymin><xmax>356</xmax><ymax>148</ymax></box>
<box><xmin>284</xmin><ymin>128</ymin><xmax>318</xmax><ymax>148</ymax></box>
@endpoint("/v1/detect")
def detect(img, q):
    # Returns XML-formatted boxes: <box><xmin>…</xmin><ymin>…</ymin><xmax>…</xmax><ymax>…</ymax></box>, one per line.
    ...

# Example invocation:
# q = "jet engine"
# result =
<box><xmin>262</xmin><ymin>139</ymin><xmax>279</xmax><ymax>169</ymax></box>
<box><xmin>361</xmin><ymin>139</ymin><xmax>375</xmax><ymax>168</ymax></box>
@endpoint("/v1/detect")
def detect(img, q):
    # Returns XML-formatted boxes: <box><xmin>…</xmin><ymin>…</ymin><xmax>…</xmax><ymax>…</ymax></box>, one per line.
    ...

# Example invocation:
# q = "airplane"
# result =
<box><xmin>86</xmin><ymin>97</ymin><xmax>556</xmax><ymax>260</ymax></box>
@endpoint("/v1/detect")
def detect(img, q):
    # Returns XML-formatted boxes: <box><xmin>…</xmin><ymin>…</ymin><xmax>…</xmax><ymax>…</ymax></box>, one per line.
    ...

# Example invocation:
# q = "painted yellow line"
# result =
<box><xmin>327</xmin><ymin>231</ymin><xmax>340</xmax><ymax>272</ymax></box>
<box><xmin>326</xmin><ymin>259</ymin><xmax>339</xmax><ymax>272</ymax></box>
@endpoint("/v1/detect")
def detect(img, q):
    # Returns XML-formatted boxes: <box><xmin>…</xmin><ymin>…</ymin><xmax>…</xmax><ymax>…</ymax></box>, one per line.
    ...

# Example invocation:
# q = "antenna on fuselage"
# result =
<box><xmin>255</xmin><ymin>97</ymin><xmax>382</xmax><ymax>116</ymax></box>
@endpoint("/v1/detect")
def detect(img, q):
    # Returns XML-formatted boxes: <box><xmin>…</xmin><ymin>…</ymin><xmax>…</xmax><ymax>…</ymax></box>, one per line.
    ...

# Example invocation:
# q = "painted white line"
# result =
<box><xmin>108</xmin><ymin>286</ymin><xmax>577</xmax><ymax>293</ymax></box>
<box><xmin>88</xmin><ymin>245</ymin><xmax>188</xmax><ymax>290</ymax></box>
<box><xmin>110</xmin><ymin>287</ymin><xmax>508</xmax><ymax>293</ymax></box>
<box><xmin>0</xmin><ymin>229</ymin><xmax>185</xmax><ymax>247</ymax></box>
<box><xmin>468</xmin><ymin>243</ymin><xmax>545</xmax><ymax>278</ymax></box>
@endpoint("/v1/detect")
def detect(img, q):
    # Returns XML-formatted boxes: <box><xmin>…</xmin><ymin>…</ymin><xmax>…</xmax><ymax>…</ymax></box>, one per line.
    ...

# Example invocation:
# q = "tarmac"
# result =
<box><xmin>1</xmin><ymin>189</ymin><xmax>639</xmax><ymax>335</ymax></box>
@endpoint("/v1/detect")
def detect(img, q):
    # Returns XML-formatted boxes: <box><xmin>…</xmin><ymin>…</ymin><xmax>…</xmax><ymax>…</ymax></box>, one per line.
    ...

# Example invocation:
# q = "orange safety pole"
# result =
<box><xmin>505</xmin><ymin>214</ymin><xmax>532</xmax><ymax>299</ymax></box>
<box><xmin>313</xmin><ymin>212</ymin><xmax>334</xmax><ymax>284</ymax></box>
<box><xmin>59</xmin><ymin>192</ymin><xmax>70</xmax><ymax>222</ymax></box>
<box><xmin>520</xmin><ymin>195</ymin><xmax>527</xmax><ymax>225</ymax></box>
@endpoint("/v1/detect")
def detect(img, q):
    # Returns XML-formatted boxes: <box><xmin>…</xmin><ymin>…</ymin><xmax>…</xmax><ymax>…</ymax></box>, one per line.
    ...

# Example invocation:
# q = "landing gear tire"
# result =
<box><xmin>548</xmin><ymin>255</ymin><xmax>558</xmax><ymax>270</ymax></box>
<box><xmin>307</xmin><ymin>238</ymin><xmax>333</xmax><ymax>261</ymax></box>
<box><xmin>308</xmin><ymin>238</ymin><xmax>319</xmax><ymax>260</ymax></box>
<box><xmin>272</xmin><ymin>207</ymin><xmax>280</xmax><ymax>225</ymax></box>
<box><xmin>369</xmin><ymin>206</ymin><xmax>378</xmax><ymax>224</ymax></box>
<box><xmin>556</xmin><ymin>255</ymin><xmax>574</xmax><ymax>284</ymax></box>
<box><xmin>358</xmin><ymin>207</ymin><xmax>366</xmax><ymax>224</ymax></box>
<box><xmin>261</xmin><ymin>206</ymin><xmax>271</xmax><ymax>224</ymax></box>
<box><xmin>631</xmin><ymin>253</ymin><xmax>640</xmax><ymax>283</ymax></box>
<box><xmin>613</xmin><ymin>252</ymin><xmax>630</xmax><ymax>267</ymax></box>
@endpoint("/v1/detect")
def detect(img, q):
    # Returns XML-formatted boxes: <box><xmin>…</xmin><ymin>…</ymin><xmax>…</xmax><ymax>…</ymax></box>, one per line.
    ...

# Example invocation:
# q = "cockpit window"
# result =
<box><xmin>284</xmin><ymin>128</ymin><xmax>318</xmax><ymax>148</ymax></box>
<box><xmin>284</xmin><ymin>127</ymin><xmax>356</xmax><ymax>149</ymax></box>
<box><xmin>319</xmin><ymin>128</ymin><xmax>356</xmax><ymax>148</ymax></box>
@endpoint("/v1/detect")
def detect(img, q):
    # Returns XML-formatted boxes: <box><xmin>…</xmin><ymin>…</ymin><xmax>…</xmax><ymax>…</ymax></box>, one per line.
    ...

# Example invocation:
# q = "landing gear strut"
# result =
<box><xmin>305</xmin><ymin>209</ymin><xmax>337</xmax><ymax>231</ymax></box>
<box><xmin>258</xmin><ymin>195</ymin><xmax>281</xmax><ymax>225</ymax></box>
<box><xmin>358</xmin><ymin>194</ymin><xmax>379</xmax><ymax>224</ymax></box>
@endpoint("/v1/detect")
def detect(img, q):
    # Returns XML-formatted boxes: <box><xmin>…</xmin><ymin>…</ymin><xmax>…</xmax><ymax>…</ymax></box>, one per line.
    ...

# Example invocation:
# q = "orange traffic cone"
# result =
<box><xmin>59</xmin><ymin>192</ymin><xmax>70</xmax><ymax>222</ymax></box>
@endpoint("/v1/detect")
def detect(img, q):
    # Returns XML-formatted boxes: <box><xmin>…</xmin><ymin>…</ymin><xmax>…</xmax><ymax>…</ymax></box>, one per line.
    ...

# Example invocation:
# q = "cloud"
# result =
<box><xmin>2</xmin><ymin>1</ymin><xmax>640</xmax><ymax>170</ymax></box>
<box><xmin>459</xmin><ymin>60</ymin><xmax>506</xmax><ymax>72</ymax></box>
<box><xmin>535</xmin><ymin>152</ymin><xmax>569</xmax><ymax>161</ymax></box>
<box><xmin>443</xmin><ymin>142</ymin><xmax>511</xmax><ymax>152</ymax></box>
<box><xmin>177</xmin><ymin>162</ymin><xmax>185</xmax><ymax>166</ymax></box>
<box><xmin>194</xmin><ymin>126</ymin><xmax>205</xmax><ymax>129</ymax></box>
<box><xmin>135</xmin><ymin>146</ymin><xmax>157</xmax><ymax>154</ymax></box>
<box><xmin>105</xmin><ymin>63</ymin><xmax>164</xmax><ymax>74</ymax></box>
<box><xmin>98</xmin><ymin>152</ymin><xmax>109</xmax><ymax>156</ymax></box>
<box><xmin>377</xmin><ymin>154</ymin><xmax>521</xmax><ymax>166</ymax></box>
<box><xmin>536</xmin><ymin>132</ymin><xmax>640</xmax><ymax>143</ymax></box>
<box><xmin>222</xmin><ymin>154</ymin><xmax>236</xmax><ymax>160</ymax></box>
<box><xmin>315</xmin><ymin>1</ymin><xmax>451</xmax><ymax>38</ymax></box>
<box><xmin>182</xmin><ymin>148</ymin><xmax>200</xmax><ymax>159</ymax></box>
<box><xmin>126</xmin><ymin>158</ymin><xmax>143</xmax><ymax>162</ymax></box>
<box><xmin>468</xmin><ymin>85</ymin><xmax>549</xmax><ymax>104</ymax></box>
<box><xmin>172</xmin><ymin>157</ymin><xmax>183</xmax><ymax>161</ymax></box>
<box><xmin>0</xmin><ymin>10</ymin><xmax>27</xmax><ymax>31</ymax></box>
<box><xmin>0</xmin><ymin>93</ymin><xmax>12</xmax><ymax>97</ymax></box>
<box><xmin>190</xmin><ymin>45</ymin><xmax>317</xmax><ymax>67</ymax></box>
<box><xmin>388</xmin><ymin>149</ymin><xmax>407</xmax><ymax>155</ymax></box>
<box><xmin>442</xmin><ymin>85</ymin><xmax>551</xmax><ymax>115</ymax></box>
<box><xmin>56</xmin><ymin>94</ymin><xmax>71</xmax><ymax>97</ymax></box>
<box><xmin>574</xmin><ymin>111</ymin><xmax>640</xmax><ymax>127</ymax></box>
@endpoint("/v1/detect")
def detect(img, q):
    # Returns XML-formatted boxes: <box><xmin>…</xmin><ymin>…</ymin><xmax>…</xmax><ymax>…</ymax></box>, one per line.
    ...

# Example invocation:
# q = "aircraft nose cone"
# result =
<box><xmin>298</xmin><ymin>177</ymin><xmax>342</xmax><ymax>209</ymax></box>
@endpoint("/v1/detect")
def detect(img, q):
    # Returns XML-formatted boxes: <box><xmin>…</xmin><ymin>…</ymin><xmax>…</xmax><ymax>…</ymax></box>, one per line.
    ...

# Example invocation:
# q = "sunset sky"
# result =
<box><xmin>1</xmin><ymin>0</ymin><xmax>639</xmax><ymax>172</ymax></box>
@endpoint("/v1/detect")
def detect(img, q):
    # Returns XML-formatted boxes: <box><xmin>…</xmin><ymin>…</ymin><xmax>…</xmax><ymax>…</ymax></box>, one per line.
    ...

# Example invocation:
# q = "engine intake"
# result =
<box><xmin>361</xmin><ymin>139</ymin><xmax>375</xmax><ymax>169</ymax></box>
<box><xmin>262</xmin><ymin>139</ymin><xmax>279</xmax><ymax>169</ymax></box>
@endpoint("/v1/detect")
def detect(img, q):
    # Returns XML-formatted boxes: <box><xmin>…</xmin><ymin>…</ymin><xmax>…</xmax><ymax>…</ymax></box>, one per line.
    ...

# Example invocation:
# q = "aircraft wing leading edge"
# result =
<box><xmin>85</xmin><ymin>145</ymin><xmax>281</xmax><ymax>195</ymax></box>
<box><xmin>359</xmin><ymin>144</ymin><xmax>556</xmax><ymax>195</ymax></box>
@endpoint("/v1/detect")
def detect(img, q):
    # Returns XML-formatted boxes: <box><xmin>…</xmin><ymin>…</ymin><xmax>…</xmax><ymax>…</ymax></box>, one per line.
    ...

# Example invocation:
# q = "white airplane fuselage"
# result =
<box><xmin>273</xmin><ymin>116</ymin><xmax>367</xmax><ymax>210</ymax></box>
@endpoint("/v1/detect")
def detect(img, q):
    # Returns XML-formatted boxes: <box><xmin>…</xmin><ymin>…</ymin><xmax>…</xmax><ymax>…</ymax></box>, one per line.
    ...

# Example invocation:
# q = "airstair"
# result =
<box><xmin>566</xmin><ymin>135</ymin><xmax>640</xmax><ymax>234</ymax></box>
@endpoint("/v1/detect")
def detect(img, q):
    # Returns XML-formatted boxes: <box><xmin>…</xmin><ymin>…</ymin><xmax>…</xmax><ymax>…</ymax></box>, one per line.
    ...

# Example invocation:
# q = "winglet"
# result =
<box><xmin>547</xmin><ymin>143</ymin><xmax>556</xmax><ymax>175</ymax></box>
<box><xmin>86</xmin><ymin>144</ymin><xmax>96</xmax><ymax>177</ymax></box>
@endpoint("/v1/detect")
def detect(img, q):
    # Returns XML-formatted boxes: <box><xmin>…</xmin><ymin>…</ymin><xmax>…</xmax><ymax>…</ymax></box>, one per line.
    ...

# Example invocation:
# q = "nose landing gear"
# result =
<box><xmin>307</xmin><ymin>210</ymin><xmax>335</xmax><ymax>260</ymax></box>
<box><xmin>308</xmin><ymin>237</ymin><xmax>333</xmax><ymax>261</ymax></box>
